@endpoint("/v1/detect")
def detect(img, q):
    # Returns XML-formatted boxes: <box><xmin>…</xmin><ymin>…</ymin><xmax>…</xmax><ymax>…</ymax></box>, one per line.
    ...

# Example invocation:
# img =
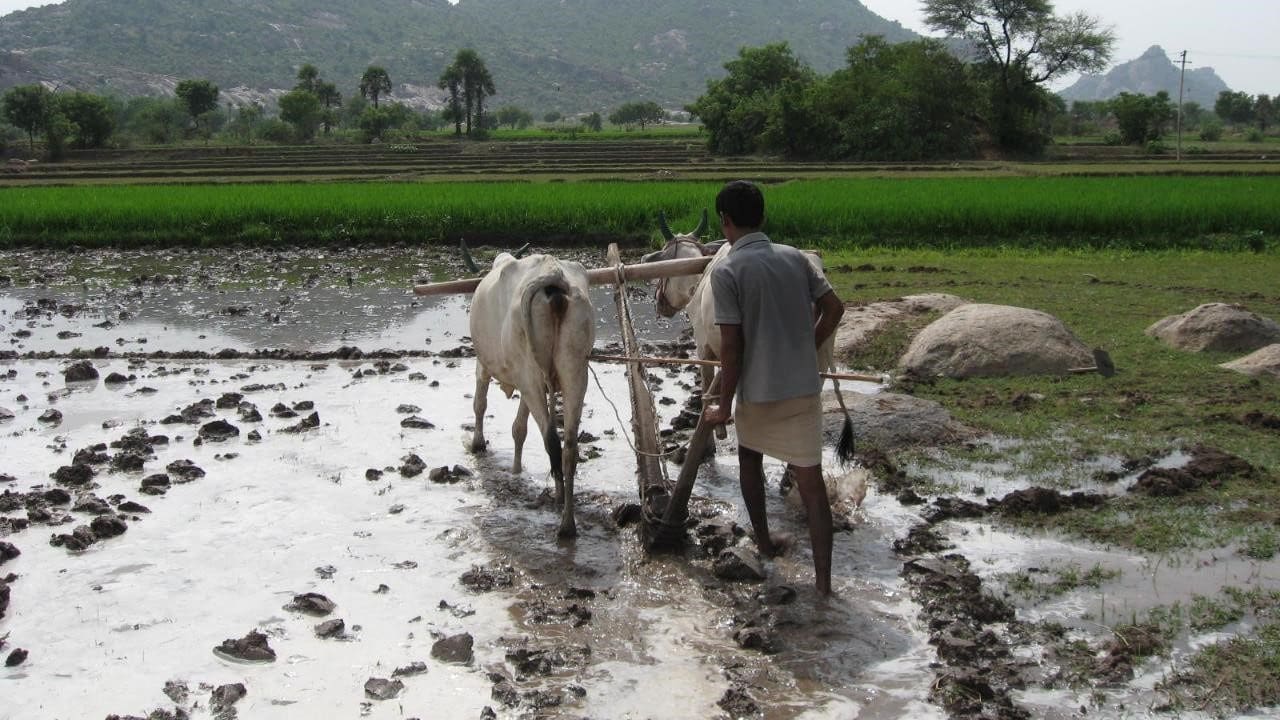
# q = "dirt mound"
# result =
<box><xmin>1220</xmin><ymin>343</ymin><xmax>1280</xmax><ymax>379</ymax></box>
<box><xmin>1130</xmin><ymin>445</ymin><xmax>1256</xmax><ymax>497</ymax></box>
<box><xmin>821</xmin><ymin>391</ymin><xmax>971</xmax><ymax>450</ymax></box>
<box><xmin>899</xmin><ymin>304</ymin><xmax>1094</xmax><ymax>378</ymax></box>
<box><xmin>1147</xmin><ymin>304</ymin><xmax>1280</xmax><ymax>353</ymax></box>
<box><xmin>989</xmin><ymin>487</ymin><xmax>1106</xmax><ymax>515</ymax></box>
<box><xmin>833</xmin><ymin>294</ymin><xmax>968</xmax><ymax>362</ymax></box>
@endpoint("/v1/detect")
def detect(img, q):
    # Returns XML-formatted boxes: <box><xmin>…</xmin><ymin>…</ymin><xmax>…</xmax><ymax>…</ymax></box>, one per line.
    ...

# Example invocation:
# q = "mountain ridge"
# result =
<box><xmin>0</xmin><ymin>0</ymin><xmax>918</xmax><ymax>113</ymax></box>
<box><xmin>1059</xmin><ymin>45</ymin><xmax>1231</xmax><ymax>107</ymax></box>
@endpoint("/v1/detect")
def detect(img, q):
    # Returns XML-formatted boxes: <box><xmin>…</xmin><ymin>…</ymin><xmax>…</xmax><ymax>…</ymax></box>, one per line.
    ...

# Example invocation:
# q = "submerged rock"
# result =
<box><xmin>363</xmin><ymin>677</ymin><xmax>404</xmax><ymax>701</ymax></box>
<box><xmin>431</xmin><ymin>633</ymin><xmax>474</xmax><ymax>665</ymax></box>
<box><xmin>283</xmin><ymin>592</ymin><xmax>336</xmax><ymax>616</ymax></box>
<box><xmin>214</xmin><ymin>630</ymin><xmax>276</xmax><ymax>663</ymax></box>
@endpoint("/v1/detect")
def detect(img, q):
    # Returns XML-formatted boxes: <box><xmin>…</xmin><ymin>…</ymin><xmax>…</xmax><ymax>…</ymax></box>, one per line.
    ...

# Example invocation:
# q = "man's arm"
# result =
<box><xmin>814</xmin><ymin>290</ymin><xmax>844</xmax><ymax>349</ymax></box>
<box><xmin>703</xmin><ymin>323</ymin><xmax>742</xmax><ymax>426</ymax></box>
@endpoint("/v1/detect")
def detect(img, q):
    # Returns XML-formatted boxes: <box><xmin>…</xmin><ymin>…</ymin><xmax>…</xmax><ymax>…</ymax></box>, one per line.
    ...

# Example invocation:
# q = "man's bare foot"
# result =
<box><xmin>757</xmin><ymin>532</ymin><xmax>793</xmax><ymax>558</ymax></box>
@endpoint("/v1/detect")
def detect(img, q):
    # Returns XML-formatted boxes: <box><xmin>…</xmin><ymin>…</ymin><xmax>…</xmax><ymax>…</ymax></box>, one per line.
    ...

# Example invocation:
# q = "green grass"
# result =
<box><xmin>1</xmin><ymin>177</ymin><xmax>1279</xmax><ymax>248</ymax></box>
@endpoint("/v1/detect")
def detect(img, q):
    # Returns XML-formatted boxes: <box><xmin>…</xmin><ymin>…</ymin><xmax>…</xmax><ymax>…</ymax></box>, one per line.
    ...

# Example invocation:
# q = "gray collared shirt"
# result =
<box><xmin>710</xmin><ymin>232</ymin><xmax>832</xmax><ymax>404</ymax></box>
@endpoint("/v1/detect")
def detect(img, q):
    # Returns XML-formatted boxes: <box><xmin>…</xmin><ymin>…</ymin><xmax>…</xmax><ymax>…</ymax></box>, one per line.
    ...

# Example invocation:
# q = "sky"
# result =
<box><xmin>0</xmin><ymin>0</ymin><xmax>1276</xmax><ymax>94</ymax></box>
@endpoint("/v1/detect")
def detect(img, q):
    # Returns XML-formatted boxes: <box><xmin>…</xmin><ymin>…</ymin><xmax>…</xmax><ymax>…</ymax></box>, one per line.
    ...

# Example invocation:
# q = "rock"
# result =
<box><xmin>214</xmin><ymin>630</ymin><xmax>276</xmax><ymax>663</ymax></box>
<box><xmin>834</xmin><ymin>293</ymin><xmax>969</xmax><ymax>361</ymax></box>
<box><xmin>210</xmin><ymin>683</ymin><xmax>246</xmax><ymax>712</ymax></box>
<box><xmin>0</xmin><ymin>541</ymin><xmax>18</xmax><ymax>566</ymax></box>
<box><xmin>215</xmin><ymin>393</ymin><xmax>244</xmax><ymax>409</ymax></box>
<box><xmin>1148</xmin><ymin>304</ymin><xmax>1280</xmax><ymax>353</ymax></box>
<box><xmin>363</xmin><ymin>678</ymin><xmax>404</xmax><ymax>701</ymax></box>
<box><xmin>431</xmin><ymin>633</ymin><xmax>475</xmax><ymax>665</ymax></box>
<box><xmin>281</xmin><ymin>412</ymin><xmax>320</xmax><ymax>433</ymax></box>
<box><xmin>140</xmin><ymin>474</ymin><xmax>171</xmax><ymax>494</ymax></box>
<box><xmin>90</xmin><ymin>515</ymin><xmax>128</xmax><ymax>539</ymax></box>
<box><xmin>713</xmin><ymin>547</ymin><xmax>767</xmax><ymax>582</ymax></box>
<box><xmin>104</xmin><ymin>372</ymin><xmax>131</xmax><ymax>385</ymax></box>
<box><xmin>900</xmin><ymin>304</ymin><xmax>1094</xmax><ymax>378</ymax></box>
<box><xmin>718</xmin><ymin>687</ymin><xmax>759</xmax><ymax>717</ymax></box>
<box><xmin>0</xmin><ymin>407</ymin><xmax>13</xmax><ymax>421</ymax></box>
<box><xmin>396</xmin><ymin>404</ymin><xmax>422</xmax><ymax>414</ymax></box>
<box><xmin>314</xmin><ymin>618</ymin><xmax>345</xmax><ymax>638</ymax></box>
<box><xmin>163</xmin><ymin>680</ymin><xmax>189</xmax><ymax>704</ymax></box>
<box><xmin>283</xmin><ymin>592</ymin><xmax>336</xmax><ymax>616</ymax></box>
<box><xmin>5</xmin><ymin>648</ymin><xmax>28</xmax><ymax>667</ymax></box>
<box><xmin>401</xmin><ymin>416</ymin><xmax>435</xmax><ymax>430</ymax></box>
<box><xmin>63</xmin><ymin>360</ymin><xmax>99</xmax><ymax>383</ymax></box>
<box><xmin>117</xmin><ymin>501</ymin><xmax>150</xmax><ymax>514</ymax></box>
<box><xmin>52</xmin><ymin>464</ymin><xmax>94</xmax><ymax>486</ymax></box>
<box><xmin>198</xmin><ymin>420</ymin><xmax>240</xmax><ymax>442</ymax></box>
<box><xmin>428</xmin><ymin>465</ymin><xmax>471</xmax><ymax>484</ymax></box>
<box><xmin>1220</xmin><ymin>343</ymin><xmax>1280</xmax><ymax>379</ymax></box>
<box><xmin>73</xmin><ymin>495</ymin><xmax>112</xmax><ymax>515</ymax></box>
<box><xmin>821</xmin><ymin>391</ymin><xmax>970</xmax><ymax>451</ymax></box>
<box><xmin>459</xmin><ymin>564</ymin><xmax>516</xmax><ymax>593</ymax></box>
<box><xmin>365</xmin><ymin>468</ymin><xmax>384</xmax><ymax>481</ymax></box>
<box><xmin>38</xmin><ymin>409</ymin><xmax>63</xmax><ymax>425</ymax></box>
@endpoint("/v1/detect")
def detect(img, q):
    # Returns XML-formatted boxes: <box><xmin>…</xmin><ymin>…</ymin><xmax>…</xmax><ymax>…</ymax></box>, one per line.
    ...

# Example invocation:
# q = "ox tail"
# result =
<box><xmin>523</xmin><ymin>274</ymin><xmax>571</xmax><ymax>482</ymax></box>
<box><xmin>829</xmin><ymin>377</ymin><xmax>856</xmax><ymax>467</ymax></box>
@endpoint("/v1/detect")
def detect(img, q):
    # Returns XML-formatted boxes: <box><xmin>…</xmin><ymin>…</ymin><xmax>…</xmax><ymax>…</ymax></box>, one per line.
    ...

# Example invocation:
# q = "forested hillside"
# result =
<box><xmin>0</xmin><ymin>0</ymin><xmax>917</xmax><ymax>112</ymax></box>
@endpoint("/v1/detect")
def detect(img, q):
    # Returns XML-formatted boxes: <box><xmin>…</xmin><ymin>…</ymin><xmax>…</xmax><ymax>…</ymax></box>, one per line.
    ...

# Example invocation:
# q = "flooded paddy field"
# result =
<box><xmin>1</xmin><ymin>246</ymin><xmax>1277</xmax><ymax>719</ymax></box>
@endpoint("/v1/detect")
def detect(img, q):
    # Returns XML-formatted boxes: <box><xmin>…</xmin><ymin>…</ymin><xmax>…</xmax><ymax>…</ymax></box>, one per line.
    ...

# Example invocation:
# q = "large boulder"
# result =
<box><xmin>834</xmin><ymin>294</ymin><xmax>968</xmax><ymax>363</ymax></box>
<box><xmin>898</xmin><ymin>304</ymin><xmax>1093</xmax><ymax>378</ymax></box>
<box><xmin>1220</xmin><ymin>344</ymin><xmax>1280</xmax><ymax>379</ymax></box>
<box><xmin>822</xmin><ymin>391</ymin><xmax>971</xmax><ymax>449</ymax></box>
<box><xmin>1146</xmin><ymin>304</ymin><xmax>1280</xmax><ymax>353</ymax></box>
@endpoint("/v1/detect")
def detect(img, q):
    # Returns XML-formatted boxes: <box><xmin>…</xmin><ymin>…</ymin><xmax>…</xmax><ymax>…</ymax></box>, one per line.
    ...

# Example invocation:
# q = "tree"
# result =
<box><xmin>295</xmin><ymin>64</ymin><xmax>320</xmax><ymax>93</ymax></box>
<box><xmin>583</xmin><ymin>112</ymin><xmax>603</xmax><ymax>132</ymax></box>
<box><xmin>358</xmin><ymin>106</ymin><xmax>395</xmax><ymax>143</ymax></box>
<box><xmin>121</xmin><ymin>97</ymin><xmax>188</xmax><ymax>144</ymax></box>
<box><xmin>278</xmin><ymin>89</ymin><xmax>322</xmax><ymax>142</ymax></box>
<box><xmin>609</xmin><ymin>101</ymin><xmax>665</xmax><ymax>130</ymax></box>
<box><xmin>316</xmin><ymin>81</ymin><xmax>342</xmax><ymax>135</ymax></box>
<box><xmin>686</xmin><ymin>43</ymin><xmax>815</xmax><ymax>154</ymax></box>
<box><xmin>923</xmin><ymin>0</ymin><xmax>1114</xmax><ymax>153</ymax></box>
<box><xmin>1214</xmin><ymin>90</ymin><xmax>1254</xmax><ymax>127</ymax></box>
<box><xmin>360</xmin><ymin>66</ymin><xmax>392</xmax><ymax>108</ymax></box>
<box><xmin>1254</xmin><ymin>94</ymin><xmax>1275</xmax><ymax>133</ymax></box>
<box><xmin>495</xmin><ymin>105</ymin><xmax>533</xmax><ymax>130</ymax></box>
<box><xmin>228</xmin><ymin>103</ymin><xmax>264</xmax><ymax>144</ymax></box>
<box><xmin>543</xmin><ymin>111</ymin><xmax>562</xmax><ymax>123</ymax></box>
<box><xmin>1110</xmin><ymin>91</ymin><xmax>1174</xmax><ymax>145</ymax></box>
<box><xmin>57</xmin><ymin>92</ymin><xmax>115</xmax><ymax>149</ymax></box>
<box><xmin>2</xmin><ymin>84</ymin><xmax>51</xmax><ymax>151</ymax></box>
<box><xmin>437</xmin><ymin>63</ymin><xmax>464</xmax><ymax>136</ymax></box>
<box><xmin>448</xmin><ymin>49</ymin><xmax>495</xmax><ymax>136</ymax></box>
<box><xmin>174</xmin><ymin>79</ymin><xmax>220</xmax><ymax>139</ymax></box>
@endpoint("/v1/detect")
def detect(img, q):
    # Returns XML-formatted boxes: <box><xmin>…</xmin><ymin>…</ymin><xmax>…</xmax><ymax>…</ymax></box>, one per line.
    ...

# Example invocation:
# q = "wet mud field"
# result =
<box><xmin>0</xmin><ymin>247</ymin><xmax>1276</xmax><ymax>720</ymax></box>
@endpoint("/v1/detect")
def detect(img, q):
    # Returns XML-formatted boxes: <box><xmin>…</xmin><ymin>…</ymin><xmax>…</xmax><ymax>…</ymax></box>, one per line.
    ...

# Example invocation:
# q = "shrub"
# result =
<box><xmin>1102</xmin><ymin>132</ymin><xmax>1124</xmax><ymax>146</ymax></box>
<box><xmin>1199</xmin><ymin>121</ymin><xmax>1224</xmax><ymax>142</ymax></box>
<box><xmin>255</xmin><ymin>119</ymin><xmax>293</xmax><ymax>144</ymax></box>
<box><xmin>1146</xmin><ymin>140</ymin><xmax>1168</xmax><ymax>155</ymax></box>
<box><xmin>1246</xmin><ymin>128</ymin><xmax>1266</xmax><ymax>143</ymax></box>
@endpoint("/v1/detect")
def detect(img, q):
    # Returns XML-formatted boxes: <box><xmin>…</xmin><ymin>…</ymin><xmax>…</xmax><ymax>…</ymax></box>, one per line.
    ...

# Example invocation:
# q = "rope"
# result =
<box><xmin>588</xmin><ymin>345</ymin><xmax>676</xmax><ymax>490</ymax></box>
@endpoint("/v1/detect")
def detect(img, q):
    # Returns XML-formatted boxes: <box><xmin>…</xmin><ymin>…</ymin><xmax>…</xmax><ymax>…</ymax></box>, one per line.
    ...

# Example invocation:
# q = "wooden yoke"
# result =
<box><xmin>413</xmin><ymin>255</ymin><xmax>713</xmax><ymax>296</ymax></box>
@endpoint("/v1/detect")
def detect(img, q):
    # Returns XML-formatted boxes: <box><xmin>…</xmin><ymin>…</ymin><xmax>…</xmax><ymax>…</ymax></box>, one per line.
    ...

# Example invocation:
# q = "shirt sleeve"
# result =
<box><xmin>806</xmin><ymin>256</ymin><xmax>833</xmax><ymax>302</ymax></box>
<box><xmin>711</xmin><ymin>265</ymin><xmax>741</xmax><ymax>325</ymax></box>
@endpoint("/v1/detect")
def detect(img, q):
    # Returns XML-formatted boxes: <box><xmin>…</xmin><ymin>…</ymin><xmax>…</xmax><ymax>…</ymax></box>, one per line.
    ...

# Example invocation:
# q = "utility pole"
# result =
<box><xmin>1177</xmin><ymin>50</ymin><xmax>1189</xmax><ymax>161</ymax></box>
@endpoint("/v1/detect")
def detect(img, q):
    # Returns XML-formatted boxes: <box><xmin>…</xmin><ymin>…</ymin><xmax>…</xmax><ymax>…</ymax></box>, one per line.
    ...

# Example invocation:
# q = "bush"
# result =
<box><xmin>1247</xmin><ymin>128</ymin><xmax>1266</xmax><ymax>143</ymax></box>
<box><xmin>1102</xmin><ymin>132</ymin><xmax>1124</xmax><ymax>146</ymax></box>
<box><xmin>1199</xmin><ymin>121</ymin><xmax>1224</xmax><ymax>142</ymax></box>
<box><xmin>255</xmin><ymin>119</ymin><xmax>293</xmax><ymax>144</ymax></box>
<box><xmin>1146</xmin><ymin>140</ymin><xmax>1168</xmax><ymax>155</ymax></box>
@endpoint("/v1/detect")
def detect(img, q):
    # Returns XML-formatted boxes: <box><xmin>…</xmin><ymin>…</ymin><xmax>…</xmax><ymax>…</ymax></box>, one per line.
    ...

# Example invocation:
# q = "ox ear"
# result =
<box><xmin>641</xmin><ymin>249</ymin><xmax>663</xmax><ymax>264</ymax></box>
<box><xmin>657</xmin><ymin>211</ymin><xmax>675</xmax><ymax>242</ymax></box>
<box><xmin>460</xmin><ymin>238</ymin><xmax>480</xmax><ymax>273</ymax></box>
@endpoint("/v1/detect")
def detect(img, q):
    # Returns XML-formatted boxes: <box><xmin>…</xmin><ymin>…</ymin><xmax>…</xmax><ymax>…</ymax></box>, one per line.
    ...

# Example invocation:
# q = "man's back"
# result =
<box><xmin>711</xmin><ymin>232</ymin><xmax>832</xmax><ymax>404</ymax></box>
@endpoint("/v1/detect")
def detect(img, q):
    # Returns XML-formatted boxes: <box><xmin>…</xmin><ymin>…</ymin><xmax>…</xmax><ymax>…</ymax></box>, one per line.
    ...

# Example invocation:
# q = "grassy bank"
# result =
<box><xmin>1</xmin><ymin>177</ymin><xmax>1278</xmax><ymax>248</ymax></box>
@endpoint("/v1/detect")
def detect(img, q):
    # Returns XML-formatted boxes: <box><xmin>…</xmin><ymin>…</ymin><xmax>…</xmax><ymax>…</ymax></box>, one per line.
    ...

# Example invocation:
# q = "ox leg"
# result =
<box><xmin>702</xmin><ymin>363</ymin><xmax>728</xmax><ymax>441</ymax></box>
<box><xmin>471</xmin><ymin>365</ymin><xmax>490</xmax><ymax>453</ymax></box>
<box><xmin>511</xmin><ymin>399</ymin><xmax>530</xmax><ymax>475</ymax></box>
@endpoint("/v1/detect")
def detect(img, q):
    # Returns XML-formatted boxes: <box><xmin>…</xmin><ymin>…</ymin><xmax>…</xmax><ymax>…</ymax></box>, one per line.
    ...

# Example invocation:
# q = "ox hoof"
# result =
<box><xmin>557</xmin><ymin>522</ymin><xmax>578</xmax><ymax>540</ymax></box>
<box><xmin>469</xmin><ymin>439</ymin><xmax>487</xmax><ymax>453</ymax></box>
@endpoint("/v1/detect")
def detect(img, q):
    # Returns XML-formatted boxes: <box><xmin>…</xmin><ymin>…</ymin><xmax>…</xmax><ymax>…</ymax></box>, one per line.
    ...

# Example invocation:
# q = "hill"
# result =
<box><xmin>1060</xmin><ymin>45</ymin><xmax>1230</xmax><ymax>107</ymax></box>
<box><xmin>0</xmin><ymin>0</ymin><xmax>917</xmax><ymax>114</ymax></box>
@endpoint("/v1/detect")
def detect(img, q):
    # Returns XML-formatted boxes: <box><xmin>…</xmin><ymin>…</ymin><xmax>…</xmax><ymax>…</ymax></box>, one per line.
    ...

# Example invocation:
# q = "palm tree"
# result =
<box><xmin>295</xmin><ymin>64</ymin><xmax>319</xmax><ymax>93</ymax></box>
<box><xmin>437</xmin><ymin>63</ymin><xmax>464</xmax><ymax>136</ymax></box>
<box><xmin>316</xmin><ymin>81</ymin><xmax>342</xmax><ymax>135</ymax></box>
<box><xmin>359</xmin><ymin>66</ymin><xmax>392</xmax><ymax>108</ymax></box>
<box><xmin>450</xmin><ymin>49</ymin><xmax>496</xmax><ymax>136</ymax></box>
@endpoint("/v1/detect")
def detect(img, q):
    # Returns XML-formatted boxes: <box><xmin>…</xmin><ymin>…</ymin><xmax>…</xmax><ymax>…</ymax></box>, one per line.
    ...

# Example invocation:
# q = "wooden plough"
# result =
<box><xmin>412</xmin><ymin>245</ymin><xmax>883</xmax><ymax>550</ymax></box>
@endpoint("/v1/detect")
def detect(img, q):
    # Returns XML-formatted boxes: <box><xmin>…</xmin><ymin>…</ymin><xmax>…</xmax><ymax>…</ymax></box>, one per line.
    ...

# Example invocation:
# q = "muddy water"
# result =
<box><xmin>0</xmin><ymin>258</ymin><xmax>936</xmax><ymax>720</ymax></box>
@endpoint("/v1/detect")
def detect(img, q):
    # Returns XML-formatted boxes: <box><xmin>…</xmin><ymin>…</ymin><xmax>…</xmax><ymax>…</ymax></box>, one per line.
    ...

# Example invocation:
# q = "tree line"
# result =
<box><xmin>1060</xmin><ymin>90</ymin><xmax>1278</xmax><ymax>147</ymax></box>
<box><xmin>1</xmin><ymin>47</ymin><xmax>677</xmax><ymax>157</ymax></box>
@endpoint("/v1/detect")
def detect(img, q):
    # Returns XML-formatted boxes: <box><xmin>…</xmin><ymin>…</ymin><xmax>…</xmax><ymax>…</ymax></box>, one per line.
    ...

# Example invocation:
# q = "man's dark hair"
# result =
<box><xmin>716</xmin><ymin>180</ymin><xmax>765</xmax><ymax>229</ymax></box>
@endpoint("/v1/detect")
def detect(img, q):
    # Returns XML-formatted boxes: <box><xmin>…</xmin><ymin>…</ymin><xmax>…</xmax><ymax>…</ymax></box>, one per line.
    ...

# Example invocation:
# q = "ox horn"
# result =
<box><xmin>693</xmin><ymin>208</ymin><xmax>709</xmax><ymax>239</ymax></box>
<box><xmin>512</xmin><ymin>242</ymin><xmax>532</xmax><ymax>259</ymax></box>
<box><xmin>460</xmin><ymin>238</ymin><xmax>480</xmax><ymax>273</ymax></box>
<box><xmin>657</xmin><ymin>211</ymin><xmax>676</xmax><ymax>242</ymax></box>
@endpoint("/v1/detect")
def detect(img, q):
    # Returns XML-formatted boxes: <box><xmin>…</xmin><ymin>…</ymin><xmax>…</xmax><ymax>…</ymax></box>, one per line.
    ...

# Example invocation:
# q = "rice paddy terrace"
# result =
<box><xmin>4</xmin><ymin>137</ymin><xmax>1280</xmax><ymax>186</ymax></box>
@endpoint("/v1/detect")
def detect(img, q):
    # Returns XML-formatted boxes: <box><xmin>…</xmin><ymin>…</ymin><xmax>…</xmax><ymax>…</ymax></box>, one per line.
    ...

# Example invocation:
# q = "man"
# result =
<box><xmin>701</xmin><ymin>180</ymin><xmax>845</xmax><ymax>596</ymax></box>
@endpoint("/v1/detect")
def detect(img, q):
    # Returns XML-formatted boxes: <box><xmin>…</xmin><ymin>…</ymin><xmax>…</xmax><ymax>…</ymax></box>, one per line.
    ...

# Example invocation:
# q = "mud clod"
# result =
<box><xmin>210</xmin><ymin>683</ymin><xmax>246</xmax><ymax>713</ymax></box>
<box><xmin>717</xmin><ymin>686</ymin><xmax>760</xmax><ymax>717</ymax></box>
<box><xmin>392</xmin><ymin>661</ymin><xmax>428</xmax><ymax>677</ymax></box>
<box><xmin>199</xmin><ymin>420</ymin><xmax>240</xmax><ymax>442</ymax></box>
<box><xmin>5</xmin><ymin>648</ymin><xmax>27</xmax><ymax>666</ymax></box>
<box><xmin>165</xmin><ymin>460</ymin><xmax>205</xmax><ymax>483</ymax></box>
<box><xmin>431</xmin><ymin>632</ymin><xmax>474</xmax><ymax>665</ymax></box>
<box><xmin>90</xmin><ymin>515</ymin><xmax>128</xmax><ymax>539</ymax></box>
<box><xmin>63</xmin><ymin>360</ymin><xmax>99</xmax><ymax>382</ymax></box>
<box><xmin>0</xmin><ymin>541</ymin><xmax>19</xmax><ymax>567</ymax></box>
<box><xmin>214</xmin><ymin>630</ymin><xmax>276</xmax><ymax>663</ymax></box>
<box><xmin>401</xmin><ymin>416</ymin><xmax>435</xmax><ymax>429</ymax></box>
<box><xmin>283</xmin><ymin>592</ymin><xmax>336</xmax><ymax>616</ymax></box>
<box><xmin>713</xmin><ymin>547</ymin><xmax>766</xmax><ymax>582</ymax></box>
<box><xmin>1131</xmin><ymin>445</ymin><xmax>1255</xmax><ymax>497</ymax></box>
<box><xmin>399</xmin><ymin>454</ymin><xmax>426</xmax><ymax>478</ymax></box>
<box><xmin>989</xmin><ymin>487</ymin><xmax>1106</xmax><ymax>515</ymax></box>
<box><xmin>363</xmin><ymin>677</ymin><xmax>404</xmax><ymax>701</ymax></box>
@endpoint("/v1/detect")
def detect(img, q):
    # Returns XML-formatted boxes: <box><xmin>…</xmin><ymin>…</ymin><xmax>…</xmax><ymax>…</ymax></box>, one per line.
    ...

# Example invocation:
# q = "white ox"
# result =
<box><xmin>643</xmin><ymin>211</ymin><xmax>855</xmax><ymax>461</ymax></box>
<box><xmin>469</xmin><ymin>253</ymin><xmax>595</xmax><ymax>538</ymax></box>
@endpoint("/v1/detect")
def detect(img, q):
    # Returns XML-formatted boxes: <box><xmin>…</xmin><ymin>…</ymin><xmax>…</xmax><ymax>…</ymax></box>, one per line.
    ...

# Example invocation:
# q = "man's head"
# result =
<box><xmin>716</xmin><ymin>181</ymin><xmax>765</xmax><ymax>240</ymax></box>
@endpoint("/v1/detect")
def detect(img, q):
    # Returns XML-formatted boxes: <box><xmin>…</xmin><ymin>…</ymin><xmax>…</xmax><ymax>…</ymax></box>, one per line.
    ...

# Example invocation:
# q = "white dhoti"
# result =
<box><xmin>734</xmin><ymin>393</ymin><xmax>822</xmax><ymax>468</ymax></box>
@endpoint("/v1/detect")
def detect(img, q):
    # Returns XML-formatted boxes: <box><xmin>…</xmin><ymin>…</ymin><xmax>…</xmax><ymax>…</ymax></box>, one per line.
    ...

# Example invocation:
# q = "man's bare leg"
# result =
<box><xmin>738</xmin><ymin>446</ymin><xmax>786</xmax><ymax>557</ymax></box>
<box><xmin>789</xmin><ymin>463</ymin><xmax>834</xmax><ymax>596</ymax></box>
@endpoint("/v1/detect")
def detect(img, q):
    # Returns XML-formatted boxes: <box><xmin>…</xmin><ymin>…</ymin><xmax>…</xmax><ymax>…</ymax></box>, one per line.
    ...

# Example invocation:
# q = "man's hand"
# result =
<box><xmin>702</xmin><ymin>404</ymin><xmax>731</xmax><ymax>426</ymax></box>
